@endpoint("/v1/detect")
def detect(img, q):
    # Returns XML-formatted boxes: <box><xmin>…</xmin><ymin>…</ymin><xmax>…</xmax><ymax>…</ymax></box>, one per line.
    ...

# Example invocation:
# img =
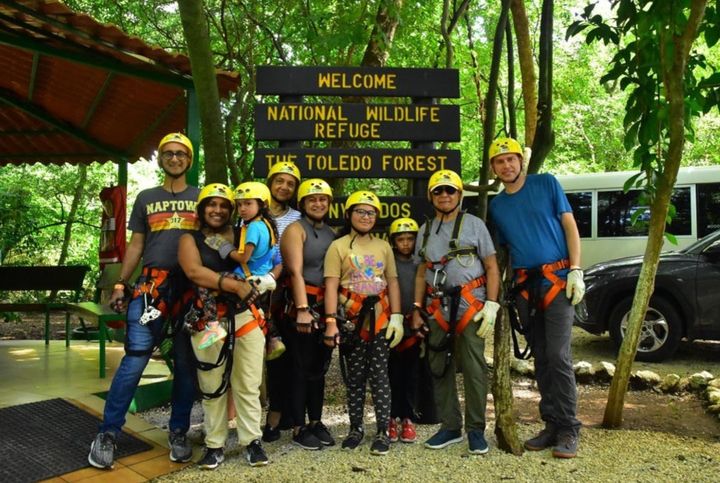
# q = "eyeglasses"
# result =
<box><xmin>431</xmin><ymin>185</ymin><xmax>458</xmax><ymax>196</ymax></box>
<box><xmin>353</xmin><ymin>208</ymin><xmax>377</xmax><ymax>218</ymax></box>
<box><xmin>161</xmin><ymin>150</ymin><xmax>189</xmax><ymax>161</ymax></box>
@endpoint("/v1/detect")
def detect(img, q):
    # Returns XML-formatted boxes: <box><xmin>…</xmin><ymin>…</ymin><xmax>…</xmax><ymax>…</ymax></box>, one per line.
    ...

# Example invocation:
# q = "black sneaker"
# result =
<box><xmin>311</xmin><ymin>421</ymin><xmax>335</xmax><ymax>446</ymax></box>
<box><xmin>168</xmin><ymin>429</ymin><xmax>193</xmax><ymax>463</ymax></box>
<box><xmin>552</xmin><ymin>432</ymin><xmax>578</xmax><ymax>459</ymax></box>
<box><xmin>370</xmin><ymin>432</ymin><xmax>390</xmax><ymax>456</ymax></box>
<box><xmin>262</xmin><ymin>423</ymin><xmax>281</xmax><ymax>443</ymax></box>
<box><xmin>524</xmin><ymin>427</ymin><xmax>557</xmax><ymax>451</ymax></box>
<box><xmin>246</xmin><ymin>439</ymin><xmax>269</xmax><ymax>466</ymax></box>
<box><xmin>88</xmin><ymin>431</ymin><xmax>116</xmax><ymax>469</ymax></box>
<box><xmin>198</xmin><ymin>447</ymin><xmax>224</xmax><ymax>470</ymax></box>
<box><xmin>293</xmin><ymin>426</ymin><xmax>323</xmax><ymax>450</ymax></box>
<box><xmin>341</xmin><ymin>427</ymin><xmax>364</xmax><ymax>450</ymax></box>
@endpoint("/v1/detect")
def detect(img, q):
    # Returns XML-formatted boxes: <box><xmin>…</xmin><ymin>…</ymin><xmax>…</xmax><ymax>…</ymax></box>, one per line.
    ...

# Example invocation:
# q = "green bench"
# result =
<box><xmin>67</xmin><ymin>263</ymin><xmax>139</xmax><ymax>378</ymax></box>
<box><xmin>0</xmin><ymin>265</ymin><xmax>89</xmax><ymax>344</ymax></box>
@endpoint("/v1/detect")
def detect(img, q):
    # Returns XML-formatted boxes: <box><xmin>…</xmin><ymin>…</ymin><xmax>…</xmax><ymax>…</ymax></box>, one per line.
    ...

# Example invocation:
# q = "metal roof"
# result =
<box><xmin>0</xmin><ymin>0</ymin><xmax>239</xmax><ymax>166</ymax></box>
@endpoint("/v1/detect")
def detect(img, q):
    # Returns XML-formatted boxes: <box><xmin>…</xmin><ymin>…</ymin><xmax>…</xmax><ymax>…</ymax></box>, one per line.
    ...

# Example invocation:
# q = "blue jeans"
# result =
<box><xmin>100</xmin><ymin>295</ymin><xmax>197</xmax><ymax>435</ymax></box>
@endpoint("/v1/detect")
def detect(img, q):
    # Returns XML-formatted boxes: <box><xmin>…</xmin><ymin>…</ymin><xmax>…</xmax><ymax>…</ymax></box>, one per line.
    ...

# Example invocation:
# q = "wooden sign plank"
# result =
<box><xmin>256</xmin><ymin>66</ymin><xmax>460</xmax><ymax>98</ymax></box>
<box><xmin>255</xmin><ymin>103</ymin><xmax>460</xmax><ymax>141</ymax></box>
<box><xmin>254</xmin><ymin>148</ymin><xmax>460</xmax><ymax>178</ymax></box>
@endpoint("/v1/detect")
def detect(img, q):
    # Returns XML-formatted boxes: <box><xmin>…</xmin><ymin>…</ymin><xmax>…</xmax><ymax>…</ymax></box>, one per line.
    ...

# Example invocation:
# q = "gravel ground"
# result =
<box><xmin>140</xmin><ymin>353</ymin><xmax>720</xmax><ymax>483</ymax></box>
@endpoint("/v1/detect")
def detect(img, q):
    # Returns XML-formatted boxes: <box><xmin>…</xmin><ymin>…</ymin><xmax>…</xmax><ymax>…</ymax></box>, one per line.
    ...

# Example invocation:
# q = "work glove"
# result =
<box><xmin>204</xmin><ymin>234</ymin><xmax>235</xmax><ymax>259</ymax></box>
<box><xmin>474</xmin><ymin>300</ymin><xmax>500</xmax><ymax>338</ymax></box>
<box><xmin>248</xmin><ymin>273</ymin><xmax>276</xmax><ymax>294</ymax></box>
<box><xmin>386</xmin><ymin>313</ymin><xmax>405</xmax><ymax>348</ymax></box>
<box><xmin>566</xmin><ymin>269</ymin><xmax>585</xmax><ymax>305</ymax></box>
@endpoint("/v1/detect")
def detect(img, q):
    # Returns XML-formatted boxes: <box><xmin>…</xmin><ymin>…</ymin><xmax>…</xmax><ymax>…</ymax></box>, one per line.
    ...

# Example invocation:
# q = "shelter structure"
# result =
<box><xmin>0</xmin><ymin>0</ymin><xmax>238</xmax><ymax>183</ymax></box>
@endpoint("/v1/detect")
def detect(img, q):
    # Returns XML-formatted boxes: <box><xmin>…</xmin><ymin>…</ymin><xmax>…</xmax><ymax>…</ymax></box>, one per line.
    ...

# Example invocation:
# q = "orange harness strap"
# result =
<box><xmin>425</xmin><ymin>276</ymin><xmax>487</xmax><ymax>335</ymax></box>
<box><xmin>394</xmin><ymin>316</ymin><xmax>420</xmax><ymax>351</ymax></box>
<box><xmin>339</xmin><ymin>287</ymin><xmax>390</xmax><ymax>341</ymax></box>
<box><xmin>515</xmin><ymin>259</ymin><xmax>570</xmax><ymax>309</ymax></box>
<box><xmin>235</xmin><ymin>304</ymin><xmax>266</xmax><ymax>337</ymax></box>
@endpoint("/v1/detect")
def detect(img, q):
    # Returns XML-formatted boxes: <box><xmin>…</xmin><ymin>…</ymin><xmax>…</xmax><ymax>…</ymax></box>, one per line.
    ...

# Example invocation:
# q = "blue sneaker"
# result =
<box><xmin>424</xmin><ymin>429</ymin><xmax>463</xmax><ymax>449</ymax></box>
<box><xmin>468</xmin><ymin>430</ymin><xmax>489</xmax><ymax>455</ymax></box>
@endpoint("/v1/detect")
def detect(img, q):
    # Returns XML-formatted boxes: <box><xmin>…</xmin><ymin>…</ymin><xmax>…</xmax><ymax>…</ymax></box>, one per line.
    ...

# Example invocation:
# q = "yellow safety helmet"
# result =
<box><xmin>345</xmin><ymin>190</ymin><xmax>381</xmax><ymax>213</ymax></box>
<box><xmin>197</xmin><ymin>183</ymin><xmax>235</xmax><ymax>214</ymax></box>
<box><xmin>267</xmin><ymin>161</ymin><xmax>301</xmax><ymax>184</ymax></box>
<box><xmin>234</xmin><ymin>181</ymin><xmax>271</xmax><ymax>205</ymax></box>
<box><xmin>158</xmin><ymin>132</ymin><xmax>194</xmax><ymax>167</ymax></box>
<box><xmin>488</xmin><ymin>137</ymin><xmax>523</xmax><ymax>161</ymax></box>
<box><xmin>298</xmin><ymin>178</ymin><xmax>333</xmax><ymax>203</ymax></box>
<box><xmin>428</xmin><ymin>169</ymin><xmax>463</xmax><ymax>198</ymax></box>
<box><xmin>389</xmin><ymin>218</ymin><xmax>419</xmax><ymax>236</ymax></box>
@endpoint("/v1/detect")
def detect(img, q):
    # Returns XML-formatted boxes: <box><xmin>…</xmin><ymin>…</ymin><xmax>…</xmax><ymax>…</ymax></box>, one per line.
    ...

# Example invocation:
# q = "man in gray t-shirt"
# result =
<box><xmin>89</xmin><ymin>133</ymin><xmax>199</xmax><ymax>470</ymax></box>
<box><xmin>411</xmin><ymin>169</ymin><xmax>500</xmax><ymax>456</ymax></box>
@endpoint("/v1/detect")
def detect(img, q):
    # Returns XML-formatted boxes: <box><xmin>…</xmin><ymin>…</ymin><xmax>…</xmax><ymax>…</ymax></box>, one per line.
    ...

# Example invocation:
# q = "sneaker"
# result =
<box><xmin>266</xmin><ymin>337</ymin><xmax>286</xmax><ymax>361</ymax></box>
<box><xmin>293</xmin><ymin>426</ymin><xmax>323</xmax><ymax>450</ymax></box>
<box><xmin>168</xmin><ymin>429</ymin><xmax>193</xmax><ymax>463</ymax></box>
<box><xmin>311</xmin><ymin>421</ymin><xmax>335</xmax><ymax>446</ymax></box>
<box><xmin>468</xmin><ymin>430</ymin><xmax>489</xmax><ymax>455</ymax></box>
<box><xmin>246</xmin><ymin>439</ymin><xmax>269</xmax><ymax>466</ymax></box>
<box><xmin>341</xmin><ymin>427</ymin><xmax>364</xmax><ymax>450</ymax></box>
<box><xmin>262</xmin><ymin>423</ymin><xmax>281</xmax><ymax>443</ymax></box>
<box><xmin>388</xmin><ymin>418</ymin><xmax>399</xmax><ymax>443</ymax></box>
<box><xmin>552</xmin><ymin>432</ymin><xmax>578</xmax><ymax>459</ymax></box>
<box><xmin>524</xmin><ymin>427</ymin><xmax>557</xmax><ymax>451</ymax></box>
<box><xmin>197</xmin><ymin>322</ymin><xmax>227</xmax><ymax>350</ymax></box>
<box><xmin>198</xmin><ymin>447</ymin><xmax>224</xmax><ymax>470</ymax></box>
<box><xmin>370</xmin><ymin>432</ymin><xmax>390</xmax><ymax>455</ymax></box>
<box><xmin>88</xmin><ymin>431</ymin><xmax>116</xmax><ymax>469</ymax></box>
<box><xmin>424</xmin><ymin>429</ymin><xmax>463</xmax><ymax>449</ymax></box>
<box><xmin>400</xmin><ymin>418</ymin><xmax>417</xmax><ymax>443</ymax></box>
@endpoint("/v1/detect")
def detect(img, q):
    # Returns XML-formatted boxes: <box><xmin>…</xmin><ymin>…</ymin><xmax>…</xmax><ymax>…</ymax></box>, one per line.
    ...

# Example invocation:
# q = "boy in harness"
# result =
<box><xmin>488</xmin><ymin>137</ymin><xmax>585</xmax><ymax>459</ymax></box>
<box><xmin>410</xmin><ymin>169</ymin><xmax>500</xmax><ymax>455</ymax></box>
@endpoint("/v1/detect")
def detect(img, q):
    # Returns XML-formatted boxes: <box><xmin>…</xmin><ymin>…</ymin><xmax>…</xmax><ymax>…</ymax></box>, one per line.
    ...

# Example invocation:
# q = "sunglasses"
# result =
<box><xmin>431</xmin><ymin>185</ymin><xmax>458</xmax><ymax>196</ymax></box>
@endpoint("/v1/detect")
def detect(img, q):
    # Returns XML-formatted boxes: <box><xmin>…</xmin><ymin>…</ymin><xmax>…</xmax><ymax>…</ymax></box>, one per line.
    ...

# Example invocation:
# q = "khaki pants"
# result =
<box><xmin>428</xmin><ymin>317</ymin><xmax>489</xmax><ymax>432</ymax></box>
<box><xmin>192</xmin><ymin>311</ymin><xmax>265</xmax><ymax>448</ymax></box>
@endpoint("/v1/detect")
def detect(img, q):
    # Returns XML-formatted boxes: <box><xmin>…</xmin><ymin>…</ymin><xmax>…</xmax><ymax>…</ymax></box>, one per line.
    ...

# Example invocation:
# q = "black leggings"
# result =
<box><xmin>343</xmin><ymin>331</ymin><xmax>391</xmax><ymax>433</ymax></box>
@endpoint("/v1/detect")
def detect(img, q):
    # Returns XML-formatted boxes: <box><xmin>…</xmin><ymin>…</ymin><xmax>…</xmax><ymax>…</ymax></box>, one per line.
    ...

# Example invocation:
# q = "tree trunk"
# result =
<box><xmin>360</xmin><ymin>0</ymin><xmax>403</xmax><ymax>67</ymax></box>
<box><xmin>493</xmin><ymin>247</ymin><xmax>523</xmax><ymax>454</ymax></box>
<box><xmin>478</xmin><ymin>0</ymin><xmax>510</xmax><ymax>220</ymax></box>
<box><xmin>528</xmin><ymin>0</ymin><xmax>553</xmax><ymax>174</ymax></box>
<box><xmin>50</xmin><ymin>165</ymin><xmax>87</xmax><ymax>301</ymax></box>
<box><xmin>510</xmin><ymin>0</ymin><xmax>537</xmax><ymax>148</ymax></box>
<box><xmin>482</xmin><ymin>0</ymin><xmax>522</xmax><ymax>455</ymax></box>
<box><xmin>178</xmin><ymin>0</ymin><xmax>229</xmax><ymax>184</ymax></box>
<box><xmin>603</xmin><ymin>0</ymin><xmax>707</xmax><ymax>428</ymax></box>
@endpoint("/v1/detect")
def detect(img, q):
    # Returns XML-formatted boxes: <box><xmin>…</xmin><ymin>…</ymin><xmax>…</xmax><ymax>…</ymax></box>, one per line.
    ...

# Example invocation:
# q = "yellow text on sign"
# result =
<box><xmin>317</xmin><ymin>72</ymin><xmax>397</xmax><ymax>90</ymax></box>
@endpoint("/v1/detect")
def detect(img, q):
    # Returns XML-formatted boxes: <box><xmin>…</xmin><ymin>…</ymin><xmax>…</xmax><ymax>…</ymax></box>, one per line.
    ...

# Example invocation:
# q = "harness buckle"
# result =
<box><xmin>431</xmin><ymin>268</ymin><xmax>447</xmax><ymax>290</ymax></box>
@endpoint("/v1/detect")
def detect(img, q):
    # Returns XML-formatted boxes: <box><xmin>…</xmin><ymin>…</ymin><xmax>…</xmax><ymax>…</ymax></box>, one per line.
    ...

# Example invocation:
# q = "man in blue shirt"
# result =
<box><xmin>488</xmin><ymin>137</ymin><xmax>585</xmax><ymax>459</ymax></box>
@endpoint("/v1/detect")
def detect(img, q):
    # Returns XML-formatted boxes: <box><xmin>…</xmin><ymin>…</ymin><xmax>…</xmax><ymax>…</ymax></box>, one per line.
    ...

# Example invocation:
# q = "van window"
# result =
<box><xmin>697</xmin><ymin>183</ymin><xmax>720</xmax><ymax>237</ymax></box>
<box><xmin>598</xmin><ymin>187</ymin><xmax>691</xmax><ymax>237</ymax></box>
<box><xmin>566</xmin><ymin>192</ymin><xmax>591</xmax><ymax>238</ymax></box>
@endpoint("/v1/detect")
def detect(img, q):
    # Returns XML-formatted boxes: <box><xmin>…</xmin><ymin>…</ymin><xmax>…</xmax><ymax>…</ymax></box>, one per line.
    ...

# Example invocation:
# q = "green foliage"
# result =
<box><xmin>567</xmin><ymin>1</ymin><xmax>718</xmax><ymax>179</ymax></box>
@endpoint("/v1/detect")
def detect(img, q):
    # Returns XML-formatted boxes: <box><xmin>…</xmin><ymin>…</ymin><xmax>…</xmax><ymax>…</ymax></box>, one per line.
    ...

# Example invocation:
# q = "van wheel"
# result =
<box><xmin>608</xmin><ymin>296</ymin><xmax>682</xmax><ymax>362</ymax></box>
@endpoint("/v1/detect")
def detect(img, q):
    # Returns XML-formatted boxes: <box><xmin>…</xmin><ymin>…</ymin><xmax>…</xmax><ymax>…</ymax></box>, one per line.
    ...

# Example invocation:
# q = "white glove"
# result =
<box><xmin>566</xmin><ymin>269</ymin><xmax>585</xmax><ymax>305</ymax></box>
<box><xmin>248</xmin><ymin>273</ymin><xmax>276</xmax><ymax>294</ymax></box>
<box><xmin>474</xmin><ymin>300</ymin><xmax>500</xmax><ymax>338</ymax></box>
<box><xmin>386</xmin><ymin>313</ymin><xmax>404</xmax><ymax>348</ymax></box>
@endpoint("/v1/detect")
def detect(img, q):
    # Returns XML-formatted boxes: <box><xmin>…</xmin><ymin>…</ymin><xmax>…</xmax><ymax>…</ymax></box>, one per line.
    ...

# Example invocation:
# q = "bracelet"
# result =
<box><xmin>325</xmin><ymin>317</ymin><xmax>337</xmax><ymax>324</ymax></box>
<box><xmin>325</xmin><ymin>313</ymin><xmax>337</xmax><ymax>318</ymax></box>
<box><xmin>269</xmin><ymin>272</ymin><xmax>276</xmax><ymax>280</ymax></box>
<box><xmin>296</xmin><ymin>304</ymin><xmax>310</xmax><ymax>311</ymax></box>
<box><xmin>218</xmin><ymin>273</ymin><xmax>225</xmax><ymax>291</ymax></box>
<box><xmin>113</xmin><ymin>283</ymin><xmax>126</xmax><ymax>292</ymax></box>
<box><xmin>412</xmin><ymin>302</ymin><xmax>423</xmax><ymax>311</ymax></box>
